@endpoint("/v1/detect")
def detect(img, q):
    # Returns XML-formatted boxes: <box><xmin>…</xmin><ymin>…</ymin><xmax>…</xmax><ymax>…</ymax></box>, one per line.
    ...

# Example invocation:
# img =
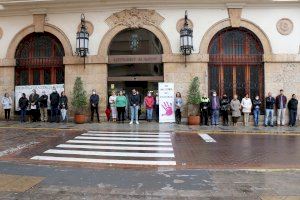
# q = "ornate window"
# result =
<box><xmin>208</xmin><ymin>27</ymin><xmax>264</xmax><ymax>100</ymax></box>
<box><xmin>15</xmin><ymin>32</ymin><xmax>65</xmax><ymax>85</ymax></box>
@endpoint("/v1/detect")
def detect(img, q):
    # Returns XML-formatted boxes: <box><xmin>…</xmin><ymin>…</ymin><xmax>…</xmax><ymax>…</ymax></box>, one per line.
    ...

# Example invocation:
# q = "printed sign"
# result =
<box><xmin>15</xmin><ymin>84</ymin><xmax>64</xmax><ymax>110</ymax></box>
<box><xmin>158</xmin><ymin>82</ymin><xmax>175</xmax><ymax>123</ymax></box>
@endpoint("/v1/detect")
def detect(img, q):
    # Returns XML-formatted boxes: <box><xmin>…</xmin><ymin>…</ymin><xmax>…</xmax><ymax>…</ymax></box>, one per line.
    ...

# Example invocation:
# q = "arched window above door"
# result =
<box><xmin>15</xmin><ymin>32</ymin><xmax>65</xmax><ymax>86</ymax></box>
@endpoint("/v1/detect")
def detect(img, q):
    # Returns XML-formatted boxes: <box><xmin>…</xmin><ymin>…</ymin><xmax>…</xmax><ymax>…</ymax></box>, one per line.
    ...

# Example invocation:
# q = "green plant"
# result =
<box><xmin>187</xmin><ymin>76</ymin><xmax>201</xmax><ymax>105</ymax></box>
<box><xmin>71</xmin><ymin>77</ymin><xmax>88</xmax><ymax>114</ymax></box>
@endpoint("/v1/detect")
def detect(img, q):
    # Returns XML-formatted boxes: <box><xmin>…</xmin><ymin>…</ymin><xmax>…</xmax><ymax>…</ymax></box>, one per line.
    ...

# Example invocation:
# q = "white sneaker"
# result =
<box><xmin>136</xmin><ymin>121</ymin><xmax>139</xmax><ymax>125</ymax></box>
<box><xmin>129</xmin><ymin>121</ymin><xmax>133</xmax><ymax>125</ymax></box>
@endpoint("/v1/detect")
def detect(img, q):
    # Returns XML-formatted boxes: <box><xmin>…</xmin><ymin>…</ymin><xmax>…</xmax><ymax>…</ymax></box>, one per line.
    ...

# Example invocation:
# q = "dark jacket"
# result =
<box><xmin>275</xmin><ymin>95</ymin><xmax>287</xmax><ymax>109</ymax></box>
<box><xmin>220</xmin><ymin>97</ymin><xmax>230</xmax><ymax>111</ymax></box>
<box><xmin>39</xmin><ymin>94</ymin><xmax>48</xmax><ymax>108</ymax></box>
<box><xmin>252</xmin><ymin>99</ymin><xmax>262</xmax><ymax>109</ymax></box>
<box><xmin>210</xmin><ymin>96</ymin><xmax>220</xmax><ymax>110</ymax></box>
<box><xmin>265</xmin><ymin>96</ymin><xmax>275</xmax><ymax>109</ymax></box>
<box><xmin>90</xmin><ymin>94</ymin><xmax>99</xmax><ymax>106</ymax></box>
<box><xmin>29</xmin><ymin>93</ymin><xmax>39</xmax><ymax>108</ymax></box>
<box><xmin>50</xmin><ymin>92</ymin><xmax>60</xmax><ymax>107</ymax></box>
<box><xmin>129</xmin><ymin>94</ymin><xmax>140</xmax><ymax>106</ymax></box>
<box><xmin>288</xmin><ymin>98</ymin><xmax>298</xmax><ymax>110</ymax></box>
<box><xmin>19</xmin><ymin>97</ymin><xmax>29</xmax><ymax>110</ymax></box>
<box><xmin>59</xmin><ymin>95</ymin><xmax>68</xmax><ymax>110</ymax></box>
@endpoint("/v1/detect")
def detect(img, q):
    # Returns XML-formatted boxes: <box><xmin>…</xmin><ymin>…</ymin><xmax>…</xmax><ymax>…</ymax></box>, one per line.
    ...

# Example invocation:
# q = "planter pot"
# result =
<box><xmin>188</xmin><ymin>115</ymin><xmax>200</xmax><ymax>125</ymax></box>
<box><xmin>74</xmin><ymin>114</ymin><xmax>86</xmax><ymax>124</ymax></box>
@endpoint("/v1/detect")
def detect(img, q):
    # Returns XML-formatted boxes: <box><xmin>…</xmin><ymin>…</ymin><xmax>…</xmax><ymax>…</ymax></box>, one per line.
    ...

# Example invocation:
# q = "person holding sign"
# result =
<box><xmin>29</xmin><ymin>89</ymin><xmax>40</xmax><ymax>122</ymax></box>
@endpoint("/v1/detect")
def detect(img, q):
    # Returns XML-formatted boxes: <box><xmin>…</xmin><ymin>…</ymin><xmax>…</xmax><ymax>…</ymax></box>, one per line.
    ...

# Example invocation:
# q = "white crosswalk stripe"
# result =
<box><xmin>198</xmin><ymin>134</ymin><xmax>217</xmax><ymax>143</ymax></box>
<box><xmin>31</xmin><ymin>131</ymin><xmax>176</xmax><ymax>166</ymax></box>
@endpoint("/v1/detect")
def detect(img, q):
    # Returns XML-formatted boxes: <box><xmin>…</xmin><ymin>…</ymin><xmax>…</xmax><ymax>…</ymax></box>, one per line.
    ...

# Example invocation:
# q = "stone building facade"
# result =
<box><xmin>0</xmin><ymin>0</ymin><xmax>299</xmax><ymax>120</ymax></box>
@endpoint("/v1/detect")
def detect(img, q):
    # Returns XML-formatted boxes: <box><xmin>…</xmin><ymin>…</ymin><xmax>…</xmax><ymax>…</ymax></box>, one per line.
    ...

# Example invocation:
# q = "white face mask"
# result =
<box><xmin>255</xmin><ymin>97</ymin><xmax>259</xmax><ymax>100</ymax></box>
<box><xmin>53</xmin><ymin>90</ymin><xmax>56</xmax><ymax>92</ymax></box>
<box><xmin>213</xmin><ymin>94</ymin><xmax>217</xmax><ymax>97</ymax></box>
<box><xmin>148</xmin><ymin>94</ymin><xmax>151</xmax><ymax>97</ymax></box>
<box><xmin>93</xmin><ymin>91</ymin><xmax>96</xmax><ymax>94</ymax></box>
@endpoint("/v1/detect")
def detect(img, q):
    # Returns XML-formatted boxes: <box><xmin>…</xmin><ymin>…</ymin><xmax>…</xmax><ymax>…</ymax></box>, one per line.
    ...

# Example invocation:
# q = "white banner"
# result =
<box><xmin>159</xmin><ymin>82</ymin><xmax>175</xmax><ymax>123</ymax></box>
<box><xmin>15</xmin><ymin>84</ymin><xmax>64</xmax><ymax>110</ymax></box>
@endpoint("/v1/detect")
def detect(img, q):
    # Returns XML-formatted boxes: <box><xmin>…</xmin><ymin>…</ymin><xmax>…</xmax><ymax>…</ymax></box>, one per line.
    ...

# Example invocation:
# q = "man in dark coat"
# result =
<box><xmin>19</xmin><ymin>93</ymin><xmax>29</xmax><ymax>123</ymax></box>
<box><xmin>39</xmin><ymin>91</ymin><xmax>48</xmax><ymax>122</ymax></box>
<box><xmin>129</xmin><ymin>89</ymin><xmax>141</xmax><ymax>125</ymax></box>
<box><xmin>265</xmin><ymin>92</ymin><xmax>276</xmax><ymax>127</ymax></box>
<box><xmin>90</xmin><ymin>89</ymin><xmax>100</xmax><ymax>123</ymax></box>
<box><xmin>29</xmin><ymin>89</ymin><xmax>40</xmax><ymax>122</ymax></box>
<box><xmin>288</xmin><ymin>94</ymin><xmax>298</xmax><ymax>127</ymax></box>
<box><xmin>50</xmin><ymin>87</ymin><xmax>60</xmax><ymax>123</ymax></box>
<box><xmin>210</xmin><ymin>91</ymin><xmax>220</xmax><ymax>126</ymax></box>
<box><xmin>275</xmin><ymin>89</ymin><xmax>287</xmax><ymax>126</ymax></box>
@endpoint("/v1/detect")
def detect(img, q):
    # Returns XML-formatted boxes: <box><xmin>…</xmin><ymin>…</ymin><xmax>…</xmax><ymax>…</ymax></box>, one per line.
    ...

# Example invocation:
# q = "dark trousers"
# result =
<box><xmin>51</xmin><ymin>106</ymin><xmax>59</xmax><ymax>122</ymax></box>
<box><xmin>20</xmin><ymin>109</ymin><xmax>26</xmax><ymax>122</ymax></box>
<box><xmin>175</xmin><ymin>109</ymin><xmax>181</xmax><ymax>124</ymax></box>
<box><xmin>91</xmin><ymin>106</ymin><xmax>100</xmax><ymax>122</ymax></box>
<box><xmin>221</xmin><ymin>110</ymin><xmax>229</xmax><ymax>125</ymax></box>
<box><xmin>4</xmin><ymin>109</ymin><xmax>10</xmax><ymax>120</ymax></box>
<box><xmin>155</xmin><ymin>105</ymin><xmax>159</xmax><ymax>121</ymax></box>
<box><xmin>31</xmin><ymin>109</ymin><xmax>39</xmax><ymax>122</ymax></box>
<box><xmin>201</xmin><ymin>109</ymin><xmax>209</xmax><ymax>125</ymax></box>
<box><xmin>117</xmin><ymin>107</ymin><xmax>125</xmax><ymax>122</ymax></box>
<box><xmin>289</xmin><ymin>109</ymin><xmax>297</xmax><ymax>126</ymax></box>
<box><xmin>232</xmin><ymin>116</ymin><xmax>239</xmax><ymax>124</ymax></box>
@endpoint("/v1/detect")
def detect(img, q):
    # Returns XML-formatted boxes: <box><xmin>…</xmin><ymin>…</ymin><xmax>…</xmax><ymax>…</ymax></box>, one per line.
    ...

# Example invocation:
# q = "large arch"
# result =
<box><xmin>199</xmin><ymin>19</ymin><xmax>272</xmax><ymax>55</ymax></box>
<box><xmin>98</xmin><ymin>24</ymin><xmax>172</xmax><ymax>57</ymax></box>
<box><xmin>6</xmin><ymin>24</ymin><xmax>73</xmax><ymax>59</ymax></box>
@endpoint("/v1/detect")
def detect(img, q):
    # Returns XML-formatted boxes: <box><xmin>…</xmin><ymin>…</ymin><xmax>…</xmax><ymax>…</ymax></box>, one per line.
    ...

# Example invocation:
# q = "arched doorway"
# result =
<box><xmin>208</xmin><ymin>27</ymin><xmax>264</xmax><ymax>100</ymax></box>
<box><xmin>15</xmin><ymin>32</ymin><xmax>65</xmax><ymax>85</ymax></box>
<box><xmin>107</xmin><ymin>28</ymin><xmax>163</xmax><ymax>119</ymax></box>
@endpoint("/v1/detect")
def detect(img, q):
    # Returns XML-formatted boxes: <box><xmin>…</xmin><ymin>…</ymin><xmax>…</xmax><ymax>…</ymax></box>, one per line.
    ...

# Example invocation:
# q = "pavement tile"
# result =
<box><xmin>0</xmin><ymin>174</ymin><xmax>44</xmax><ymax>192</ymax></box>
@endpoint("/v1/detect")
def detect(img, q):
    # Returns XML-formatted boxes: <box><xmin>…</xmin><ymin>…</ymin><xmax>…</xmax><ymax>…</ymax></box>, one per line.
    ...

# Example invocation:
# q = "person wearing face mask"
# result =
<box><xmin>50</xmin><ymin>87</ymin><xmax>60</xmax><ymax>123</ymax></box>
<box><xmin>220</xmin><ymin>94</ymin><xmax>230</xmax><ymax>126</ymax></box>
<box><xmin>210</xmin><ymin>91</ymin><xmax>220</xmax><ymax>126</ymax></box>
<box><xmin>200</xmin><ymin>94</ymin><xmax>210</xmax><ymax>126</ymax></box>
<box><xmin>265</xmin><ymin>92</ymin><xmax>275</xmax><ymax>127</ymax></box>
<box><xmin>90</xmin><ymin>89</ymin><xmax>100</xmax><ymax>123</ymax></box>
<box><xmin>241</xmin><ymin>94</ymin><xmax>252</xmax><ymax>126</ymax></box>
<box><xmin>19</xmin><ymin>93</ymin><xmax>29</xmax><ymax>123</ymax></box>
<box><xmin>230</xmin><ymin>94</ymin><xmax>241</xmax><ymax>126</ymax></box>
<box><xmin>38</xmin><ymin>91</ymin><xmax>48</xmax><ymax>122</ymax></box>
<box><xmin>29</xmin><ymin>89</ymin><xmax>40</xmax><ymax>122</ymax></box>
<box><xmin>252</xmin><ymin>95</ymin><xmax>262</xmax><ymax>127</ymax></box>
<box><xmin>288</xmin><ymin>94</ymin><xmax>298</xmax><ymax>127</ymax></box>
<box><xmin>276</xmin><ymin>89</ymin><xmax>287</xmax><ymax>126</ymax></box>
<box><xmin>116</xmin><ymin>91</ymin><xmax>127</xmax><ymax>123</ymax></box>
<box><xmin>129</xmin><ymin>89</ymin><xmax>140</xmax><ymax>125</ymax></box>
<box><xmin>59</xmin><ymin>91</ymin><xmax>68</xmax><ymax>123</ymax></box>
<box><xmin>2</xmin><ymin>93</ymin><xmax>12</xmax><ymax>121</ymax></box>
<box><xmin>144</xmin><ymin>92</ymin><xmax>155</xmax><ymax>122</ymax></box>
<box><xmin>109</xmin><ymin>91</ymin><xmax>117</xmax><ymax>122</ymax></box>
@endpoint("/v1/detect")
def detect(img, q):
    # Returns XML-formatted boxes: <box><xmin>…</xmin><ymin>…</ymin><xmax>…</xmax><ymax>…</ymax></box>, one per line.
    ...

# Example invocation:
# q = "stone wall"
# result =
<box><xmin>0</xmin><ymin>66</ymin><xmax>15</xmax><ymax>119</ymax></box>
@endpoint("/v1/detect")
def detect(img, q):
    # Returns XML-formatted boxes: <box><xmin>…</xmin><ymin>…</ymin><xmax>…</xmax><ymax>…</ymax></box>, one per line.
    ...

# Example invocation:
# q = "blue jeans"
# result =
<box><xmin>289</xmin><ymin>109</ymin><xmax>297</xmax><ymax>126</ymax></box>
<box><xmin>211</xmin><ymin>109</ymin><xmax>219</xmax><ymax>125</ymax></box>
<box><xmin>20</xmin><ymin>109</ymin><xmax>26</xmax><ymax>122</ymax></box>
<box><xmin>253</xmin><ymin>108</ymin><xmax>260</xmax><ymax>126</ymax></box>
<box><xmin>146</xmin><ymin>108</ymin><xmax>153</xmax><ymax>120</ymax></box>
<box><xmin>130</xmin><ymin>106</ymin><xmax>139</xmax><ymax>122</ymax></box>
<box><xmin>264</xmin><ymin>109</ymin><xmax>274</xmax><ymax>126</ymax></box>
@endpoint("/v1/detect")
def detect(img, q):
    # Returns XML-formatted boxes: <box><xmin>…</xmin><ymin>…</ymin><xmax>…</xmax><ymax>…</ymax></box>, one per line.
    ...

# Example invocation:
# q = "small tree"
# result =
<box><xmin>187</xmin><ymin>76</ymin><xmax>201</xmax><ymax>116</ymax></box>
<box><xmin>71</xmin><ymin>77</ymin><xmax>88</xmax><ymax>114</ymax></box>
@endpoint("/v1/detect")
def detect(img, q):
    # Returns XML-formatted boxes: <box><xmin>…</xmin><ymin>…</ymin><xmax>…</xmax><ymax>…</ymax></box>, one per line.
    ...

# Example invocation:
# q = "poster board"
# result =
<box><xmin>158</xmin><ymin>82</ymin><xmax>175</xmax><ymax>123</ymax></box>
<box><xmin>15</xmin><ymin>84</ymin><xmax>64</xmax><ymax>111</ymax></box>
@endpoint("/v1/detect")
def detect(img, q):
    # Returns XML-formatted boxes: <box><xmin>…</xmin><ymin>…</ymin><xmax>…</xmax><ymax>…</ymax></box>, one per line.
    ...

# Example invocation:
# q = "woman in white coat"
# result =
<box><xmin>2</xmin><ymin>93</ymin><xmax>12</xmax><ymax>120</ymax></box>
<box><xmin>241</xmin><ymin>94</ymin><xmax>252</xmax><ymax>126</ymax></box>
<box><xmin>109</xmin><ymin>91</ymin><xmax>117</xmax><ymax>122</ymax></box>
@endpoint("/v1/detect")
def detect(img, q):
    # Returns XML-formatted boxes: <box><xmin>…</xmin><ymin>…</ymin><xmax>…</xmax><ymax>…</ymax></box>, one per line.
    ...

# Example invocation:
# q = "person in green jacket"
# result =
<box><xmin>116</xmin><ymin>91</ymin><xmax>128</xmax><ymax>123</ymax></box>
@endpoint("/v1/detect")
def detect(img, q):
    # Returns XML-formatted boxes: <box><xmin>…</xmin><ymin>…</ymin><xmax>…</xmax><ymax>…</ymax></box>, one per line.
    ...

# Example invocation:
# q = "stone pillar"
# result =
<box><xmin>0</xmin><ymin>66</ymin><xmax>15</xmax><ymax>119</ymax></box>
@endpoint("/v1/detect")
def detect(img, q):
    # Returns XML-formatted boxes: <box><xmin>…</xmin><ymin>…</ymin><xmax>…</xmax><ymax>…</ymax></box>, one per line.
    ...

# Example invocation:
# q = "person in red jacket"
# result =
<box><xmin>144</xmin><ymin>92</ymin><xmax>155</xmax><ymax>122</ymax></box>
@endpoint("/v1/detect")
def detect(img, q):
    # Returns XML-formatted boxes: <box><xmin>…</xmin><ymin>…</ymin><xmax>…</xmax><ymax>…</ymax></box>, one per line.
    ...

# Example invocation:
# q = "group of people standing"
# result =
<box><xmin>16</xmin><ymin>88</ymin><xmax>68</xmax><ymax>123</ymax></box>
<box><xmin>108</xmin><ymin>89</ymin><xmax>160</xmax><ymax>124</ymax></box>
<box><xmin>200</xmin><ymin>89</ymin><xmax>298</xmax><ymax>127</ymax></box>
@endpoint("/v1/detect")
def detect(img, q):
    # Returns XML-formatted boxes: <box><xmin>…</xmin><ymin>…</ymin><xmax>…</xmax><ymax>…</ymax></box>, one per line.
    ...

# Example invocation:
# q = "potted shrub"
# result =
<box><xmin>71</xmin><ymin>77</ymin><xmax>88</xmax><ymax>124</ymax></box>
<box><xmin>187</xmin><ymin>76</ymin><xmax>202</xmax><ymax>125</ymax></box>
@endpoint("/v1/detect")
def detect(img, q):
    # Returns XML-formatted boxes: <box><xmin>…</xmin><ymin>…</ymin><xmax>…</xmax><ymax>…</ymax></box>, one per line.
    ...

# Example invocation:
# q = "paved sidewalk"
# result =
<box><xmin>0</xmin><ymin>120</ymin><xmax>299</xmax><ymax>134</ymax></box>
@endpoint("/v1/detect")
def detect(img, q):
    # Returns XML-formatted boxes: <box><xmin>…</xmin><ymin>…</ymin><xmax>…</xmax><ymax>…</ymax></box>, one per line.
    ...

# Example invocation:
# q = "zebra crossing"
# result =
<box><xmin>31</xmin><ymin>131</ymin><xmax>176</xmax><ymax>166</ymax></box>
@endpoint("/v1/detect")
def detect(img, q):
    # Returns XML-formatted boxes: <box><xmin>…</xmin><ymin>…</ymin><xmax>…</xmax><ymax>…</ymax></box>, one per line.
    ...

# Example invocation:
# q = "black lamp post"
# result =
<box><xmin>76</xmin><ymin>13</ymin><xmax>89</xmax><ymax>68</ymax></box>
<box><xmin>180</xmin><ymin>11</ymin><xmax>193</xmax><ymax>67</ymax></box>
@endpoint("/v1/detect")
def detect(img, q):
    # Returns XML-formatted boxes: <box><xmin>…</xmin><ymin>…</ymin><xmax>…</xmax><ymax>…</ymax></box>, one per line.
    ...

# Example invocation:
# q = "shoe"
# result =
<box><xmin>129</xmin><ymin>121</ymin><xmax>133</xmax><ymax>125</ymax></box>
<box><xmin>136</xmin><ymin>121</ymin><xmax>139</xmax><ymax>125</ymax></box>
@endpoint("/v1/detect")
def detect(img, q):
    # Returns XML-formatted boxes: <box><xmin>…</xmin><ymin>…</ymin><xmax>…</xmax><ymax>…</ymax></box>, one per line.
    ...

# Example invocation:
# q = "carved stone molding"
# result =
<box><xmin>33</xmin><ymin>14</ymin><xmax>46</xmax><ymax>32</ymax></box>
<box><xmin>0</xmin><ymin>27</ymin><xmax>3</xmax><ymax>39</ymax></box>
<box><xmin>105</xmin><ymin>8</ymin><xmax>164</xmax><ymax>29</ymax></box>
<box><xmin>176</xmin><ymin>18</ymin><xmax>193</xmax><ymax>33</ymax></box>
<box><xmin>277</xmin><ymin>18</ymin><xmax>293</xmax><ymax>36</ymax></box>
<box><xmin>228</xmin><ymin>8</ymin><xmax>242</xmax><ymax>28</ymax></box>
<box><xmin>77</xmin><ymin>20</ymin><xmax>94</xmax><ymax>36</ymax></box>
